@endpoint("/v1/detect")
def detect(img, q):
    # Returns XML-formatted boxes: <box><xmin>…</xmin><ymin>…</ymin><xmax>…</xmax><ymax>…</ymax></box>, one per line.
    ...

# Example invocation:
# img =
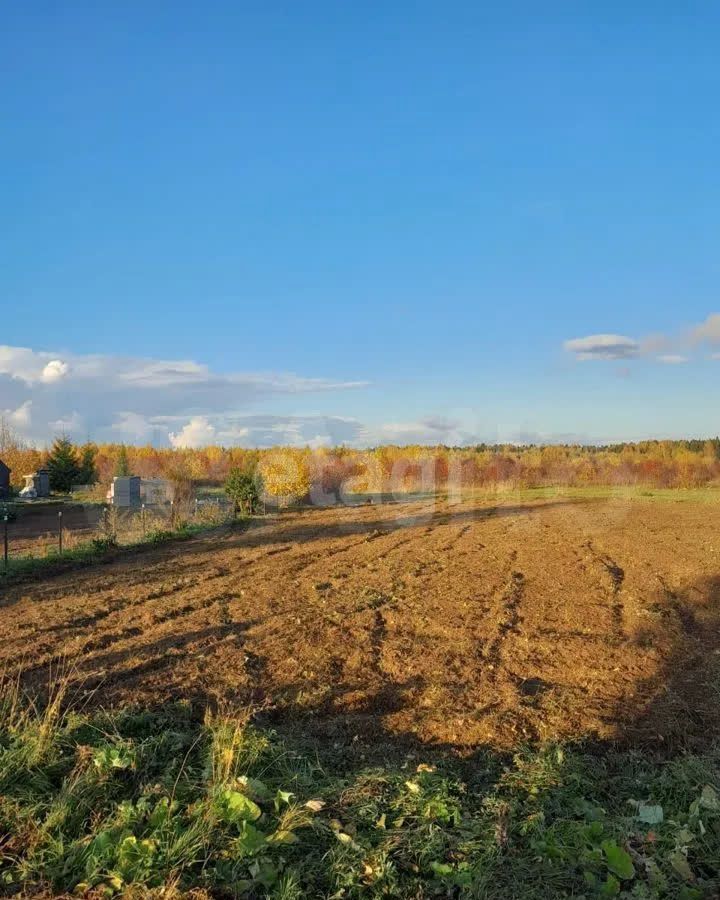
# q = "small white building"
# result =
<box><xmin>107</xmin><ymin>476</ymin><xmax>142</xmax><ymax>507</ymax></box>
<box><xmin>106</xmin><ymin>477</ymin><xmax>174</xmax><ymax>506</ymax></box>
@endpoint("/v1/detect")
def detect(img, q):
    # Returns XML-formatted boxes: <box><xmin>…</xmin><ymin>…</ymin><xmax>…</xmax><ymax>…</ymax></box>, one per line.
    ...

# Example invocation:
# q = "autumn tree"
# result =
<box><xmin>165</xmin><ymin>462</ymin><xmax>195</xmax><ymax>505</ymax></box>
<box><xmin>0</xmin><ymin>417</ymin><xmax>23</xmax><ymax>455</ymax></box>
<box><xmin>0</xmin><ymin>418</ymin><xmax>39</xmax><ymax>488</ymax></box>
<box><xmin>259</xmin><ymin>449</ymin><xmax>311</xmax><ymax>506</ymax></box>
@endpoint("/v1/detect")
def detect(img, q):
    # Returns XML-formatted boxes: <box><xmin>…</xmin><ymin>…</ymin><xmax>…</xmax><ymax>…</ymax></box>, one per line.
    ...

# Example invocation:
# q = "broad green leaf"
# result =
<box><xmin>599</xmin><ymin>874</ymin><xmax>620</xmax><ymax>897</ymax></box>
<box><xmin>678</xmin><ymin>888</ymin><xmax>703</xmax><ymax>900</ymax></box>
<box><xmin>430</xmin><ymin>861</ymin><xmax>453</xmax><ymax>877</ymax></box>
<box><xmin>220</xmin><ymin>789</ymin><xmax>262</xmax><ymax>822</ymax></box>
<box><xmin>601</xmin><ymin>840</ymin><xmax>635</xmax><ymax>879</ymax></box>
<box><xmin>699</xmin><ymin>784</ymin><xmax>719</xmax><ymax>811</ymax></box>
<box><xmin>669</xmin><ymin>850</ymin><xmax>695</xmax><ymax>882</ymax></box>
<box><xmin>675</xmin><ymin>826</ymin><xmax>695</xmax><ymax>848</ymax></box>
<box><xmin>232</xmin><ymin>822</ymin><xmax>267</xmax><ymax>854</ymax></box>
<box><xmin>236</xmin><ymin>775</ymin><xmax>272</xmax><ymax>802</ymax></box>
<box><xmin>248</xmin><ymin>859</ymin><xmax>278</xmax><ymax>886</ymax></box>
<box><xmin>644</xmin><ymin>859</ymin><xmax>667</xmax><ymax>891</ymax></box>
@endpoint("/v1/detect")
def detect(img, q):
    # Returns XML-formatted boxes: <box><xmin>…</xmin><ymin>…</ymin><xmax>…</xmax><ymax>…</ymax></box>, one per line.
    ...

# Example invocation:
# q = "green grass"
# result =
<box><xmin>0</xmin><ymin>520</ymin><xmax>236</xmax><ymax>586</ymax></box>
<box><xmin>329</xmin><ymin>485</ymin><xmax>720</xmax><ymax>507</ymax></box>
<box><xmin>0</xmin><ymin>683</ymin><xmax>717</xmax><ymax>899</ymax></box>
<box><xmin>455</xmin><ymin>485</ymin><xmax>720</xmax><ymax>504</ymax></box>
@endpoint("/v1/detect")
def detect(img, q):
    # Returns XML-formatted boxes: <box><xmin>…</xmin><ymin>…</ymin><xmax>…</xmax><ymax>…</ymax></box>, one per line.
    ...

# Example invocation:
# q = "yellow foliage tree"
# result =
<box><xmin>259</xmin><ymin>449</ymin><xmax>311</xmax><ymax>504</ymax></box>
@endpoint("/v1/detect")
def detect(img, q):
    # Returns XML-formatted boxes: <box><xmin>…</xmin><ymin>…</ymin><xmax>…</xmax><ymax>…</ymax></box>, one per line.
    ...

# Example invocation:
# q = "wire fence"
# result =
<box><xmin>1</xmin><ymin>497</ymin><xmax>237</xmax><ymax>572</ymax></box>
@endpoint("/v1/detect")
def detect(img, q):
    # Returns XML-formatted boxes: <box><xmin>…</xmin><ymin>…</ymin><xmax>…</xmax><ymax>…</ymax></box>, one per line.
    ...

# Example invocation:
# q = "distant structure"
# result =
<box><xmin>71</xmin><ymin>484</ymin><xmax>96</xmax><ymax>494</ymax></box>
<box><xmin>19</xmin><ymin>468</ymin><xmax>50</xmax><ymax>500</ymax></box>
<box><xmin>107</xmin><ymin>476</ymin><xmax>142</xmax><ymax>507</ymax></box>
<box><xmin>0</xmin><ymin>459</ymin><xmax>10</xmax><ymax>499</ymax></box>
<box><xmin>140</xmin><ymin>478</ymin><xmax>174</xmax><ymax>505</ymax></box>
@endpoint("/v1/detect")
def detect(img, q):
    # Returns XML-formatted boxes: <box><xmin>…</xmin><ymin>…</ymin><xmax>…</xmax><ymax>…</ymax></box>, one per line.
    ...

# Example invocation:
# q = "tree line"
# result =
<box><xmin>2</xmin><ymin>420</ymin><xmax>720</xmax><ymax>498</ymax></box>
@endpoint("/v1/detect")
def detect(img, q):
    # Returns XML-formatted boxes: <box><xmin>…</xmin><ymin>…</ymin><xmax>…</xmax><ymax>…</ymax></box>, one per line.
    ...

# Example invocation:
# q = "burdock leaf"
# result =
<box><xmin>601</xmin><ymin>840</ymin><xmax>635</xmax><ymax>879</ymax></box>
<box><xmin>221</xmin><ymin>789</ymin><xmax>262</xmax><ymax>822</ymax></box>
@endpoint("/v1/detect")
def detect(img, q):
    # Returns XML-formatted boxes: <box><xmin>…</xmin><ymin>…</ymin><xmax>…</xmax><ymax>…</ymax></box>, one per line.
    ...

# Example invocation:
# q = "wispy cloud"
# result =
<box><xmin>564</xmin><ymin>314</ymin><xmax>720</xmax><ymax>364</ymax></box>
<box><xmin>563</xmin><ymin>334</ymin><xmax>639</xmax><ymax>360</ymax></box>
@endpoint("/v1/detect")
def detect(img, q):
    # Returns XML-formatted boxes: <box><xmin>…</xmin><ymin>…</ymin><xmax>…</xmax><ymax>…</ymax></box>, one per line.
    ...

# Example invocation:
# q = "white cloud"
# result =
<box><xmin>169</xmin><ymin>416</ymin><xmax>218</xmax><ymax>448</ymax></box>
<box><xmin>49</xmin><ymin>411</ymin><xmax>84</xmax><ymax>434</ymax></box>
<box><xmin>657</xmin><ymin>354</ymin><xmax>687</xmax><ymax>365</ymax></box>
<box><xmin>110</xmin><ymin>412</ymin><xmax>163</xmax><ymax>442</ymax></box>
<box><xmin>10</xmin><ymin>401</ymin><xmax>32</xmax><ymax>428</ymax></box>
<box><xmin>689</xmin><ymin>313</ymin><xmax>720</xmax><ymax>345</ymax></box>
<box><xmin>1</xmin><ymin>400</ymin><xmax>32</xmax><ymax>433</ymax></box>
<box><xmin>41</xmin><ymin>359</ymin><xmax>69</xmax><ymax>382</ymax></box>
<box><xmin>564</xmin><ymin>334</ymin><xmax>640</xmax><ymax>360</ymax></box>
<box><xmin>0</xmin><ymin>345</ymin><xmax>368</xmax><ymax>445</ymax></box>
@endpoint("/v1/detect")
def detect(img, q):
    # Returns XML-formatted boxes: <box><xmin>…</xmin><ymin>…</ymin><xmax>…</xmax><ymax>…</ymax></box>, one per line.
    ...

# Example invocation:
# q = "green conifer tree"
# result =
<box><xmin>46</xmin><ymin>436</ymin><xmax>81</xmax><ymax>494</ymax></box>
<box><xmin>225</xmin><ymin>468</ymin><xmax>260</xmax><ymax>516</ymax></box>
<box><xmin>115</xmin><ymin>445</ymin><xmax>131</xmax><ymax>476</ymax></box>
<box><xmin>78</xmin><ymin>443</ymin><xmax>99</xmax><ymax>484</ymax></box>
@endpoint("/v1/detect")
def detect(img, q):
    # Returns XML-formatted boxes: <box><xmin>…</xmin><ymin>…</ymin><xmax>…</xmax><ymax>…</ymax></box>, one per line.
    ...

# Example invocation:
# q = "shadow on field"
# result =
<box><xmin>246</xmin><ymin>571</ymin><xmax>720</xmax><ymax>763</ymax></box>
<box><xmin>172</xmin><ymin>497</ymin><xmax>600</xmax><ymax>562</ymax></box>
<box><xmin>619</xmin><ymin>574</ymin><xmax>720</xmax><ymax>752</ymax></box>
<box><xmin>7</xmin><ymin>502</ymin><xmax>720</xmax><ymax>766</ymax></box>
<box><xmin>17</xmin><ymin>573</ymin><xmax>716</xmax><ymax>770</ymax></box>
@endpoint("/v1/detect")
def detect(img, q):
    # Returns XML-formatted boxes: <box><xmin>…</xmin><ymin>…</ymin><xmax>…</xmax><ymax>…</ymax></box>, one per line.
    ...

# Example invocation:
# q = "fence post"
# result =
<box><xmin>170</xmin><ymin>500</ymin><xmax>175</xmax><ymax>529</ymax></box>
<box><xmin>58</xmin><ymin>510</ymin><xmax>63</xmax><ymax>555</ymax></box>
<box><xmin>3</xmin><ymin>515</ymin><xmax>8</xmax><ymax>572</ymax></box>
<box><xmin>141</xmin><ymin>503</ymin><xmax>146</xmax><ymax>537</ymax></box>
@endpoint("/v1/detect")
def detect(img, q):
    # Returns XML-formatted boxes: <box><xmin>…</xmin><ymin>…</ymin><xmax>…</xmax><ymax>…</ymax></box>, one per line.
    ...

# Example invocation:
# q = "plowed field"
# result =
<box><xmin>2</xmin><ymin>495</ymin><xmax>719</xmax><ymax>753</ymax></box>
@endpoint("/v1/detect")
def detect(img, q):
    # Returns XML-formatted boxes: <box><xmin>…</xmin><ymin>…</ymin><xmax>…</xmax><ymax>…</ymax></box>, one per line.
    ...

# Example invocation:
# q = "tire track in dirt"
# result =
<box><xmin>9</xmin><ymin>496</ymin><xmax>719</xmax><ymax>750</ymax></box>
<box><xmin>478</xmin><ymin>558</ymin><xmax>525</xmax><ymax>676</ymax></box>
<box><xmin>19</xmin><ymin>595</ymin><xmax>135</xmax><ymax>634</ymax></box>
<box><xmin>656</xmin><ymin>574</ymin><xmax>698</xmax><ymax>635</ymax></box>
<box><xmin>584</xmin><ymin>540</ymin><xmax>626</xmax><ymax>638</ymax></box>
<box><xmin>269</xmin><ymin>516</ymin><xmax>440</xmax><ymax>587</ymax></box>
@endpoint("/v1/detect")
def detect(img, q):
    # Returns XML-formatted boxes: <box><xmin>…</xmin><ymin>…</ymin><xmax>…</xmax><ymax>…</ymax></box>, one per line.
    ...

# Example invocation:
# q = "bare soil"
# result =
<box><xmin>1</xmin><ymin>495</ymin><xmax>719</xmax><ymax>754</ymax></box>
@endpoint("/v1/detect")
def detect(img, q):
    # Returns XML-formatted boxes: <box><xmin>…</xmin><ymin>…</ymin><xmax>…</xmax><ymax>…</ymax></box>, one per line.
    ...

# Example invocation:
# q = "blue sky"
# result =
<box><xmin>2</xmin><ymin>3</ymin><xmax>720</xmax><ymax>447</ymax></box>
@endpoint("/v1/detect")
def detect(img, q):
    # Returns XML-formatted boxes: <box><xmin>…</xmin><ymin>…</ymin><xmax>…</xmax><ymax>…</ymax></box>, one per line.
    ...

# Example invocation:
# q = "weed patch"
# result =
<box><xmin>0</xmin><ymin>689</ymin><xmax>718</xmax><ymax>898</ymax></box>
